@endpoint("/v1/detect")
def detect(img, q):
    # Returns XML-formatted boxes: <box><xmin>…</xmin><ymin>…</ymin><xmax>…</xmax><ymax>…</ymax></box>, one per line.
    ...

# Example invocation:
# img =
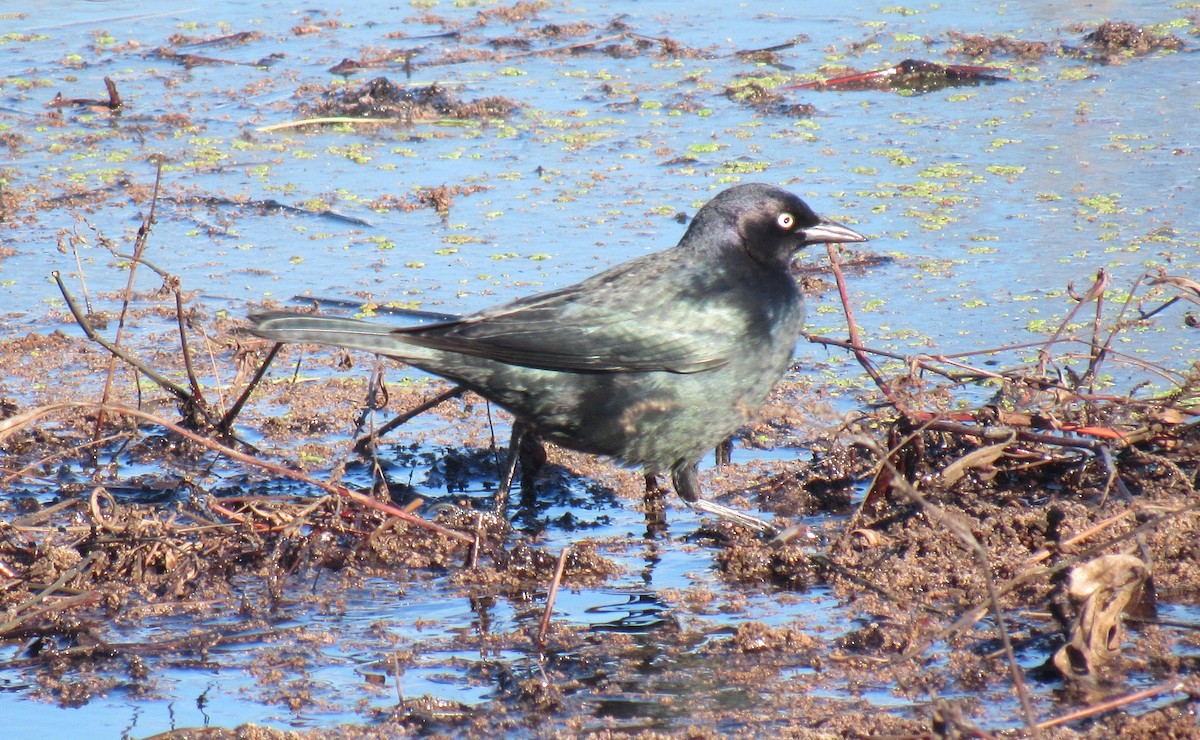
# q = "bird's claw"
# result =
<box><xmin>688</xmin><ymin>498</ymin><xmax>777</xmax><ymax>535</ymax></box>
<box><xmin>687</xmin><ymin>500</ymin><xmax>816</xmax><ymax>548</ymax></box>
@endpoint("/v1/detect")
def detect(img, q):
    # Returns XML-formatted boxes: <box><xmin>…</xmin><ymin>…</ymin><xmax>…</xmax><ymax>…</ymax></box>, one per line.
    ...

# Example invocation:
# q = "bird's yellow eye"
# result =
<box><xmin>777</xmin><ymin>212</ymin><xmax>795</xmax><ymax>230</ymax></box>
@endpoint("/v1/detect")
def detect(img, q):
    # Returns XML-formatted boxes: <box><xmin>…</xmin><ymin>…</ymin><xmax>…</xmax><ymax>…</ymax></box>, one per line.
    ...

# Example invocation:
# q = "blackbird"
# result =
<box><xmin>248</xmin><ymin>183</ymin><xmax>865</xmax><ymax>531</ymax></box>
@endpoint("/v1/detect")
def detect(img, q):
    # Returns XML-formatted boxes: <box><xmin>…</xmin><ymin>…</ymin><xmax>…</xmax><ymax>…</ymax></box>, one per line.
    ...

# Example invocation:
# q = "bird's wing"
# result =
<box><xmin>391</xmin><ymin>275</ymin><xmax>736</xmax><ymax>374</ymax></box>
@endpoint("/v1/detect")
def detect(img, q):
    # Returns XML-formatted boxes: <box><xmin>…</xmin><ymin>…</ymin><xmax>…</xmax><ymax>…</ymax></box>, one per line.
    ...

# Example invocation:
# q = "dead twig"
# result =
<box><xmin>1</xmin><ymin>433</ymin><xmax>128</xmax><ymax>487</ymax></box>
<box><xmin>854</xmin><ymin>435</ymin><xmax>1042</xmax><ymax>736</ymax></box>
<box><xmin>221</xmin><ymin>343</ymin><xmax>281</xmax><ymax>432</ymax></box>
<box><xmin>825</xmin><ymin>243</ymin><xmax>889</xmax><ymax>398</ymax></box>
<box><xmin>354</xmin><ymin>384</ymin><xmax>468</xmax><ymax>452</ymax></box>
<box><xmin>0</xmin><ymin>552</ymin><xmax>99</xmax><ymax>636</ymax></box>
<box><xmin>47</xmin><ymin>77</ymin><xmax>122</xmax><ymax>111</ymax></box>
<box><xmin>52</xmin><ymin>270</ymin><xmax>217</xmax><ymax>429</ymax></box>
<box><xmin>497</xmin><ymin>32</ymin><xmax>626</xmax><ymax>61</ymax></box>
<box><xmin>536</xmin><ymin>547</ymin><xmax>570</xmax><ymax>649</ymax></box>
<box><xmin>92</xmin><ymin>158</ymin><xmax>171</xmax><ymax>434</ymax></box>
<box><xmin>0</xmin><ymin>624</ymin><xmax>310</xmax><ymax>669</ymax></box>
<box><xmin>1036</xmin><ymin>678</ymin><xmax>1196</xmax><ymax>730</ymax></box>
<box><xmin>899</xmin><ymin>498</ymin><xmax>1200</xmax><ymax>664</ymax></box>
<box><xmin>257</xmin><ymin>116</ymin><xmax>403</xmax><ymax>133</ymax></box>
<box><xmin>0</xmin><ymin>402</ymin><xmax>475</xmax><ymax>544</ymax></box>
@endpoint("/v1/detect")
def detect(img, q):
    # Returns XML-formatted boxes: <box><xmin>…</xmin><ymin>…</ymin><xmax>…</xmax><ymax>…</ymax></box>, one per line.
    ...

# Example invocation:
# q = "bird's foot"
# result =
<box><xmin>688</xmin><ymin>500</ymin><xmax>815</xmax><ymax>547</ymax></box>
<box><xmin>687</xmin><ymin>498</ymin><xmax>777</xmax><ymax>535</ymax></box>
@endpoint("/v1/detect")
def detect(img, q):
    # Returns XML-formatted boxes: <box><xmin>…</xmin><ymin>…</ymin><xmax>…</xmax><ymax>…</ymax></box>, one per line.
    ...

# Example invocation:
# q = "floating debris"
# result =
<box><xmin>1080</xmin><ymin>20</ymin><xmax>1185</xmax><ymax>60</ymax></box>
<box><xmin>47</xmin><ymin>77</ymin><xmax>122</xmax><ymax>112</ymax></box>
<box><xmin>306</xmin><ymin>77</ymin><xmax>521</xmax><ymax>122</ymax></box>
<box><xmin>790</xmin><ymin>59</ymin><xmax>1006</xmax><ymax>93</ymax></box>
<box><xmin>153</xmin><ymin>47</ymin><xmax>285</xmax><ymax>68</ymax></box>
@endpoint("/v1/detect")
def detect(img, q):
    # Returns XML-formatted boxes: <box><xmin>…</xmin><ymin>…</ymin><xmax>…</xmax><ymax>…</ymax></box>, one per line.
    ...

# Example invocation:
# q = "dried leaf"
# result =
<box><xmin>1052</xmin><ymin>554</ymin><xmax>1149</xmax><ymax>682</ymax></box>
<box><xmin>1149</xmin><ymin>274</ymin><xmax>1200</xmax><ymax>304</ymax></box>
<box><xmin>938</xmin><ymin>433</ymin><xmax>1015</xmax><ymax>487</ymax></box>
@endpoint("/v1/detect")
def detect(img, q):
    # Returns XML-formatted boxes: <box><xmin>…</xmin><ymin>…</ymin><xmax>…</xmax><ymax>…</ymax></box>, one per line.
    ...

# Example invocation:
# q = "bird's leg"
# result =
<box><xmin>494</xmin><ymin>423</ymin><xmax>527</xmax><ymax>516</ymax></box>
<box><xmin>642</xmin><ymin>473</ymin><xmax>668</xmax><ymax>537</ymax></box>
<box><xmin>494</xmin><ymin>423</ymin><xmax>546</xmax><ymax>521</ymax></box>
<box><xmin>671</xmin><ymin>463</ymin><xmax>776</xmax><ymax>534</ymax></box>
<box><xmin>714</xmin><ymin>436</ymin><xmax>734</xmax><ymax>466</ymax></box>
<box><xmin>518</xmin><ymin>432</ymin><xmax>547</xmax><ymax>497</ymax></box>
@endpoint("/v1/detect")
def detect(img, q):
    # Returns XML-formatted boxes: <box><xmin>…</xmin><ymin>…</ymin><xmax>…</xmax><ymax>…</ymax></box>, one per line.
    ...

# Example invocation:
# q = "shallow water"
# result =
<box><xmin>1</xmin><ymin>1</ymin><xmax>1198</xmax><ymax>735</ymax></box>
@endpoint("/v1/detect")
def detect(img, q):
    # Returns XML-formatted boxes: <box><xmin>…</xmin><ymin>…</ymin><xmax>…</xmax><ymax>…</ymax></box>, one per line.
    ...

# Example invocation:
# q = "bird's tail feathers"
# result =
<box><xmin>246</xmin><ymin>311</ymin><xmax>424</xmax><ymax>358</ymax></box>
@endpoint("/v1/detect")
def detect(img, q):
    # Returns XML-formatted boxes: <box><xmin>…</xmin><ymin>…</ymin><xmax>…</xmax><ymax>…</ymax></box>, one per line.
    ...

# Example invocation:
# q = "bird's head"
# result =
<box><xmin>688</xmin><ymin>183</ymin><xmax>866</xmax><ymax>268</ymax></box>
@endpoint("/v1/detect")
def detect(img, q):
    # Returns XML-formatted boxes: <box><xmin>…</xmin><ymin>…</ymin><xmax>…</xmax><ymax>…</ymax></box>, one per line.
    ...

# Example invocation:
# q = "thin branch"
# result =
<box><xmin>52</xmin><ymin>271</ymin><xmax>200</xmax><ymax>413</ymax></box>
<box><xmin>0</xmin><ymin>402</ymin><xmax>474</xmax><ymax>544</ymax></box>
<box><xmin>1036</xmin><ymin>678</ymin><xmax>1195</xmax><ymax>730</ymax></box>
<box><xmin>94</xmin><ymin>157</ymin><xmax>165</xmax><ymax>437</ymax></box>
<box><xmin>536</xmin><ymin>547</ymin><xmax>570</xmax><ymax>649</ymax></box>
<box><xmin>220</xmin><ymin>343</ymin><xmax>282</xmax><ymax>431</ymax></box>
<box><xmin>256</xmin><ymin>117</ymin><xmax>403</xmax><ymax>133</ymax></box>
<box><xmin>825</xmin><ymin>243</ymin><xmax>889</xmax><ymax>394</ymax></box>
<box><xmin>353</xmin><ymin>384</ymin><xmax>467</xmax><ymax>453</ymax></box>
<box><xmin>855</xmin><ymin>436</ymin><xmax>1042</xmax><ymax>736</ymax></box>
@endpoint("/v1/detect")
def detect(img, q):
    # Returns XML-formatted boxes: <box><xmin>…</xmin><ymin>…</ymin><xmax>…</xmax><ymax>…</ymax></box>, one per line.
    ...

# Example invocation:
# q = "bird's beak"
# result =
<box><xmin>801</xmin><ymin>219</ymin><xmax>867</xmax><ymax>245</ymax></box>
